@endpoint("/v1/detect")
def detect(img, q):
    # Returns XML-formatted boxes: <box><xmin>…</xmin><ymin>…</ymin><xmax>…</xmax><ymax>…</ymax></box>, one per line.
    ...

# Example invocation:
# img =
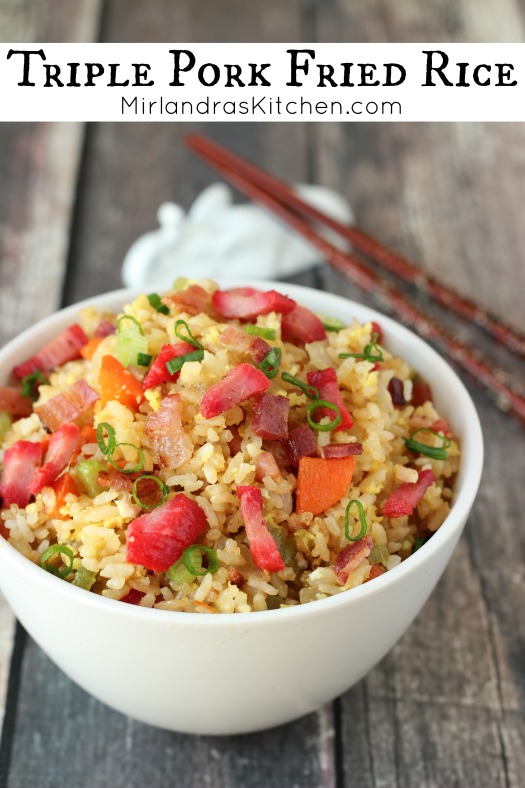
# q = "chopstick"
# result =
<box><xmin>186</xmin><ymin>133</ymin><xmax>525</xmax><ymax>427</ymax></box>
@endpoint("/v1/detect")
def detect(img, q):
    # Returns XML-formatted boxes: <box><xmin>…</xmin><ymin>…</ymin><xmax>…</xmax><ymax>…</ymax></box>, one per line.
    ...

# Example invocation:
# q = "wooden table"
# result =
<box><xmin>1</xmin><ymin>3</ymin><xmax>524</xmax><ymax>786</ymax></box>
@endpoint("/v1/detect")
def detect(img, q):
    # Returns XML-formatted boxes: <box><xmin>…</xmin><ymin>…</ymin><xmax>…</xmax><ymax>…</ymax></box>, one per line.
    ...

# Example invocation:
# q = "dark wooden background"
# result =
<box><xmin>0</xmin><ymin>2</ymin><xmax>524</xmax><ymax>786</ymax></box>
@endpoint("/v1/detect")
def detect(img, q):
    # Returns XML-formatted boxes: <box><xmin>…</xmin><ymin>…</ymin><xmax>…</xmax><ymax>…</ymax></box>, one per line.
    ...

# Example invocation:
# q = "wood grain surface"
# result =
<box><xmin>0</xmin><ymin>2</ymin><xmax>524</xmax><ymax>787</ymax></box>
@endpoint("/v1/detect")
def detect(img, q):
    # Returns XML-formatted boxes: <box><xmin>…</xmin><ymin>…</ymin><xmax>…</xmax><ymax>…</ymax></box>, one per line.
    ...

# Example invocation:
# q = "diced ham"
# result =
<box><xmin>146</xmin><ymin>393</ymin><xmax>192</xmax><ymax>469</ymax></box>
<box><xmin>252</xmin><ymin>393</ymin><xmax>290</xmax><ymax>441</ymax></box>
<box><xmin>28</xmin><ymin>423</ymin><xmax>80</xmax><ymax>495</ymax></box>
<box><xmin>370</xmin><ymin>321</ymin><xmax>383</xmax><ymax>343</ymax></box>
<box><xmin>0</xmin><ymin>387</ymin><xmax>33</xmax><ymax>417</ymax></box>
<box><xmin>287</xmin><ymin>424</ymin><xmax>317</xmax><ymax>465</ymax></box>
<box><xmin>162</xmin><ymin>284</ymin><xmax>212</xmax><ymax>316</ymax></box>
<box><xmin>321</xmin><ymin>443</ymin><xmax>363</xmax><ymax>458</ymax></box>
<box><xmin>93</xmin><ymin>319</ymin><xmax>116</xmax><ymax>338</ymax></box>
<box><xmin>13</xmin><ymin>324</ymin><xmax>89</xmax><ymax>380</ymax></box>
<box><xmin>227</xmin><ymin>425</ymin><xmax>243</xmax><ymax>456</ymax></box>
<box><xmin>306</xmin><ymin>368</ymin><xmax>353</xmax><ymax>431</ymax></box>
<box><xmin>120</xmin><ymin>589</ymin><xmax>146</xmax><ymax>605</ymax></box>
<box><xmin>126</xmin><ymin>493</ymin><xmax>207</xmax><ymax>572</ymax></box>
<box><xmin>388</xmin><ymin>377</ymin><xmax>406</xmax><ymax>407</ymax></box>
<box><xmin>255</xmin><ymin>451</ymin><xmax>282</xmax><ymax>482</ymax></box>
<box><xmin>0</xmin><ymin>440</ymin><xmax>43</xmax><ymax>508</ymax></box>
<box><xmin>220</xmin><ymin>326</ymin><xmax>270</xmax><ymax>364</ymax></box>
<box><xmin>212</xmin><ymin>287</ymin><xmax>296</xmax><ymax>320</ymax></box>
<box><xmin>411</xmin><ymin>381</ymin><xmax>433</xmax><ymax>407</ymax></box>
<box><xmin>200</xmin><ymin>363</ymin><xmax>270</xmax><ymax>419</ymax></box>
<box><xmin>237</xmin><ymin>485</ymin><xmax>285</xmax><ymax>573</ymax></box>
<box><xmin>142</xmin><ymin>342</ymin><xmax>195</xmax><ymax>389</ymax></box>
<box><xmin>281</xmin><ymin>304</ymin><xmax>327</xmax><ymax>344</ymax></box>
<box><xmin>263</xmin><ymin>439</ymin><xmax>293</xmax><ymax>470</ymax></box>
<box><xmin>382</xmin><ymin>469</ymin><xmax>435</xmax><ymax>518</ymax></box>
<box><xmin>409</xmin><ymin>414</ymin><xmax>453</xmax><ymax>438</ymax></box>
<box><xmin>333</xmin><ymin>535</ymin><xmax>373</xmax><ymax>585</ymax></box>
<box><xmin>35</xmin><ymin>379</ymin><xmax>99</xmax><ymax>432</ymax></box>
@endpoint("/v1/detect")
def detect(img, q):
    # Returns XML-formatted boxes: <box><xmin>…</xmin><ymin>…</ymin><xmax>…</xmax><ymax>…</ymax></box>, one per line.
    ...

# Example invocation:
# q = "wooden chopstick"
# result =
<box><xmin>187</xmin><ymin>133</ymin><xmax>525</xmax><ymax>360</ymax></box>
<box><xmin>186</xmin><ymin>133</ymin><xmax>525</xmax><ymax>427</ymax></box>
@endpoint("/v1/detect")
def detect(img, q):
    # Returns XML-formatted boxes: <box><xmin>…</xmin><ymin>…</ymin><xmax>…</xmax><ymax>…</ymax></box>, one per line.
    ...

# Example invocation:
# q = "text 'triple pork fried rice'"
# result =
<box><xmin>0</xmin><ymin>279</ymin><xmax>459</xmax><ymax>614</ymax></box>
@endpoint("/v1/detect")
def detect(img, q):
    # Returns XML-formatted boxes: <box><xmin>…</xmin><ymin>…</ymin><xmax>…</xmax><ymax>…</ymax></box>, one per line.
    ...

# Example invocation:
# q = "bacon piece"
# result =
<box><xmin>281</xmin><ymin>304</ymin><xmax>327</xmax><ymax>344</ymax></box>
<box><xmin>200</xmin><ymin>363</ymin><xmax>270</xmax><ymax>419</ymax></box>
<box><xmin>97</xmin><ymin>470</ymin><xmax>164</xmax><ymax>506</ymax></box>
<box><xmin>212</xmin><ymin>287</ymin><xmax>296</xmax><ymax>320</ymax></box>
<box><xmin>28</xmin><ymin>423</ymin><xmax>80</xmax><ymax>495</ymax></box>
<box><xmin>321</xmin><ymin>443</ymin><xmax>363</xmax><ymax>459</ymax></box>
<box><xmin>237</xmin><ymin>485</ymin><xmax>285</xmax><ymax>573</ymax></box>
<box><xmin>146</xmin><ymin>393</ymin><xmax>192</xmax><ymax>469</ymax></box>
<box><xmin>388</xmin><ymin>377</ymin><xmax>406</xmax><ymax>407</ymax></box>
<box><xmin>0</xmin><ymin>440</ymin><xmax>43</xmax><ymax>508</ymax></box>
<box><xmin>382</xmin><ymin>469</ymin><xmax>435</xmax><ymax>518</ymax></box>
<box><xmin>263</xmin><ymin>439</ymin><xmax>293</xmax><ymax>470</ymax></box>
<box><xmin>34</xmin><ymin>379</ymin><xmax>99</xmax><ymax>432</ymax></box>
<box><xmin>142</xmin><ymin>342</ymin><xmax>195</xmax><ymax>389</ymax></box>
<box><xmin>93</xmin><ymin>319</ymin><xmax>116</xmax><ymax>338</ymax></box>
<box><xmin>333</xmin><ymin>535</ymin><xmax>373</xmax><ymax>585</ymax></box>
<box><xmin>306</xmin><ymin>368</ymin><xmax>353</xmax><ymax>431</ymax></box>
<box><xmin>126</xmin><ymin>493</ymin><xmax>207</xmax><ymax>572</ymax></box>
<box><xmin>252</xmin><ymin>393</ymin><xmax>289</xmax><ymax>441</ymax></box>
<box><xmin>162</xmin><ymin>284</ymin><xmax>211</xmax><ymax>316</ymax></box>
<box><xmin>287</xmin><ymin>424</ymin><xmax>317</xmax><ymax>465</ymax></box>
<box><xmin>220</xmin><ymin>326</ymin><xmax>270</xmax><ymax>364</ymax></box>
<box><xmin>13</xmin><ymin>324</ymin><xmax>89</xmax><ymax>380</ymax></box>
<box><xmin>0</xmin><ymin>387</ymin><xmax>32</xmax><ymax>417</ymax></box>
<box><xmin>411</xmin><ymin>380</ymin><xmax>433</xmax><ymax>407</ymax></box>
<box><xmin>255</xmin><ymin>451</ymin><xmax>282</xmax><ymax>482</ymax></box>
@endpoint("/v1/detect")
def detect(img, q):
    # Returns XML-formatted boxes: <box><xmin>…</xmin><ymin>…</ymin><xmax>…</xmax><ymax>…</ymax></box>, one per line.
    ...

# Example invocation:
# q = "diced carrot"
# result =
<box><xmin>71</xmin><ymin>424</ymin><xmax>98</xmax><ymax>463</ymax></box>
<box><xmin>50</xmin><ymin>472</ymin><xmax>79</xmax><ymax>519</ymax></box>
<box><xmin>365</xmin><ymin>564</ymin><xmax>386</xmax><ymax>582</ymax></box>
<box><xmin>98</xmin><ymin>355</ymin><xmax>144</xmax><ymax>411</ymax></box>
<box><xmin>295</xmin><ymin>456</ymin><xmax>356</xmax><ymax>516</ymax></box>
<box><xmin>193</xmin><ymin>601</ymin><xmax>218</xmax><ymax>614</ymax></box>
<box><xmin>80</xmin><ymin>337</ymin><xmax>104</xmax><ymax>360</ymax></box>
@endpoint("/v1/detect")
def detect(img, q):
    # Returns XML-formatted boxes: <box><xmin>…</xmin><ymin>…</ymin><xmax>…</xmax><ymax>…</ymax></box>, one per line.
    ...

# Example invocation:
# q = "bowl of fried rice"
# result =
<box><xmin>0</xmin><ymin>278</ymin><xmax>483</xmax><ymax>734</ymax></box>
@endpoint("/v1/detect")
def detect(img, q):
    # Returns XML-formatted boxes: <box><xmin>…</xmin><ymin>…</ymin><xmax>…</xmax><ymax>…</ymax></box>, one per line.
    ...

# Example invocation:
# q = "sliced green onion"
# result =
<box><xmin>166</xmin><ymin>349</ymin><xmax>204</xmax><ymax>375</ymax></box>
<box><xmin>339</xmin><ymin>332</ymin><xmax>384</xmax><ymax>364</ymax></box>
<box><xmin>72</xmin><ymin>565</ymin><xmax>97</xmax><ymax>590</ymax></box>
<box><xmin>344</xmin><ymin>500</ymin><xmax>368</xmax><ymax>541</ymax></box>
<box><xmin>77</xmin><ymin>459</ymin><xmax>106</xmax><ymax>498</ymax></box>
<box><xmin>116</xmin><ymin>327</ymin><xmax>149</xmax><ymax>368</ymax></box>
<box><xmin>413</xmin><ymin>536</ymin><xmax>426</xmax><ymax>552</ymax></box>
<box><xmin>172</xmin><ymin>276</ymin><xmax>189</xmax><ymax>292</ymax></box>
<box><xmin>40</xmin><ymin>544</ymin><xmax>74</xmax><ymax>579</ymax></box>
<box><xmin>166</xmin><ymin>557</ymin><xmax>195</xmax><ymax>586</ymax></box>
<box><xmin>21</xmin><ymin>370</ymin><xmax>48</xmax><ymax>400</ymax></box>
<box><xmin>107</xmin><ymin>443</ymin><xmax>145</xmax><ymax>474</ymax></box>
<box><xmin>404</xmin><ymin>428</ymin><xmax>451</xmax><ymax>461</ymax></box>
<box><xmin>147</xmin><ymin>292</ymin><xmax>169</xmax><ymax>315</ymax></box>
<box><xmin>137</xmin><ymin>353</ymin><xmax>152</xmax><ymax>367</ymax></box>
<box><xmin>96</xmin><ymin>422</ymin><xmax>116</xmax><ymax>456</ymax></box>
<box><xmin>369</xmin><ymin>543</ymin><xmax>389</xmax><ymax>565</ymax></box>
<box><xmin>320</xmin><ymin>315</ymin><xmax>346</xmax><ymax>332</ymax></box>
<box><xmin>245</xmin><ymin>325</ymin><xmax>277</xmax><ymax>340</ymax></box>
<box><xmin>174</xmin><ymin>319</ymin><xmax>203</xmax><ymax>350</ymax></box>
<box><xmin>268</xmin><ymin>524</ymin><xmax>298</xmax><ymax>572</ymax></box>
<box><xmin>117</xmin><ymin>314</ymin><xmax>144</xmax><ymax>335</ymax></box>
<box><xmin>182</xmin><ymin>545</ymin><xmax>219</xmax><ymax>576</ymax></box>
<box><xmin>131</xmin><ymin>474</ymin><xmax>169</xmax><ymax>509</ymax></box>
<box><xmin>281</xmin><ymin>372</ymin><xmax>319</xmax><ymax>400</ymax></box>
<box><xmin>259</xmin><ymin>347</ymin><xmax>282</xmax><ymax>379</ymax></box>
<box><xmin>306</xmin><ymin>399</ymin><xmax>342</xmax><ymax>431</ymax></box>
<box><xmin>0</xmin><ymin>411</ymin><xmax>13</xmax><ymax>441</ymax></box>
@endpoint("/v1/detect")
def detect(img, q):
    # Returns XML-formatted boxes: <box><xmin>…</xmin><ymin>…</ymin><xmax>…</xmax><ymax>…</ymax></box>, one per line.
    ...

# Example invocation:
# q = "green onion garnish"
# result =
<box><xmin>413</xmin><ymin>536</ymin><xmax>426</xmax><ymax>552</ymax></box>
<box><xmin>116</xmin><ymin>327</ymin><xmax>149</xmax><ymax>368</ymax></box>
<box><xmin>40</xmin><ymin>544</ymin><xmax>74</xmax><ymax>579</ymax></box>
<box><xmin>166</xmin><ymin>557</ymin><xmax>195</xmax><ymax>586</ymax></box>
<box><xmin>344</xmin><ymin>500</ymin><xmax>368</xmax><ymax>541</ymax></box>
<box><xmin>107</xmin><ymin>443</ymin><xmax>145</xmax><ymax>474</ymax></box>
<box><xmin>72</xmin><ymin>565</ymin><xmax>97</xmax><ymax>590</ymax></box>
<box><xmin>172</xmin><ymin>276</ymin><xmax>189</xmax><ymax>292</ymax></box>
<box><xmin>148</xmin><ymin>293</ymin><xmax>170</xmax><ymax>315</ymax></box>
<box><xmin>21</xmin><ymin>370</ymin><xmax>48</xmax><ymax>401</ymax></box>
<box><xmin>166</xmin><ymin>349</ymin><xmax>204</xmax><ymax>375</ymax></box>
<box><xmin>321</xmin><ymin>316</ymin><xmax>346</xmax><ymax>332</ymax></box>
<box><xmin>131</xmin><ymin>474</ymin><xmax>169</xmax><ymax>509</ymax></box>
<box><xmin>174</xmin><ymin>319</ymin><xmax>203</xmax><ymax>350</ymax></box>
<box><xmin>281</xmin><ymin>372</ymin><xmax>319</xmax><ymax>400</ymax></box>
<box><xmin>369</xmin><ymin>543</ymin><xmax>389</xmax><ymax>565</ymax></box>
<box><xmin>306</xmin><ymin>399</ymin><xmax>342</xmax><ymax>431</ymax></box>
<box><xmin>96</xmin><ymin>422</ymin><xmax>116</xmax><ymax>456</ymax></box>
<box><xmin>259</xmin><ymin>347</ymin><xmax>282</xmax><ymax>379</ymax></box>
<box><xmin>245</xmin><ymin>325</ymin><xmax>277</xmax><ymax>340</ymax></box>
<box><xmin>77</xmin><ymin>458</ymin><xmax>106</xmax><ymax>498</ymax></box>
<box><xmin>404</xmin><ymin>428</ymin><xmax>451</xmax><ymax>461</ymax></box>
<box><xmin>182</xmin><ymin>545</ymin><xmax>220</xmax><ymax>576</ymax></box>
<box><xmin>117</xmin><ymin>314</ymin><xmax>144</xmax><ymax>335</ymax></box>
<box><xmin>137</xmin><ymin>353</ymin><xmax>152</xmax><ymax>367</ymax></box>
<box><xmin>339</xmin><ymin>332</ymin><xmax>384</xmax><ymax>364</ymax></box>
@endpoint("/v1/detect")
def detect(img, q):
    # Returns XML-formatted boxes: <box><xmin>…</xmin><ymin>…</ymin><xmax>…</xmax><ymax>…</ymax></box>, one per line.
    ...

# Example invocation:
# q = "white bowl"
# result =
<box><xmin>0</xmin><ymin>281</ymin><xmax>483</xmax><ymax>735</ymax></box>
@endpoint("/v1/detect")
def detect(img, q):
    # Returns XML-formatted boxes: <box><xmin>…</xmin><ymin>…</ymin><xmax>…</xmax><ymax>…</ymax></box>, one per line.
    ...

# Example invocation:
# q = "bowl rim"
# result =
<box><xmin>0</xmin><ymin>280</ymin><xmax>484</xmax><ymax>628</ymax></box>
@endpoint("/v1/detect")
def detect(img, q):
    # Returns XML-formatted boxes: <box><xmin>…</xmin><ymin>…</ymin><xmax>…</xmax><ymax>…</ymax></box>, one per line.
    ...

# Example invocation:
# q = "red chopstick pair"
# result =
<box><xmin>185</xmin><ymin>133</ymin><xmax>525</xmax><ymax>428</ymax></box>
